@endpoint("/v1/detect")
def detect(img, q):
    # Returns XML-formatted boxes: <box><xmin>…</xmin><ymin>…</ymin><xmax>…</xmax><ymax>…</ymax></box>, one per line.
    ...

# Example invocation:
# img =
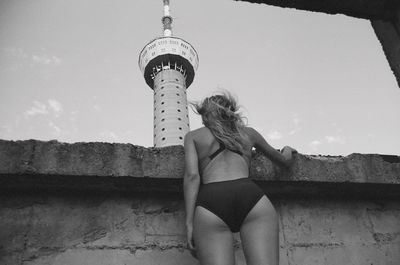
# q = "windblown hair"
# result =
<box><xmin>192</xmin><ymin>92</ymin><xmax>247</xmax><ymax>153</ymax></box>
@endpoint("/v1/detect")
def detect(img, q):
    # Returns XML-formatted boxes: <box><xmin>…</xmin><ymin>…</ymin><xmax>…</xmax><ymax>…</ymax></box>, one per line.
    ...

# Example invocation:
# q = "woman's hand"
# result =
<box><xmin>186</xmin><ymin>224</ymin><xmax>197</xmax><ymax>259</ymax></box>
<box><xmin>281</xmin><ymin>146</ymin><xmax>297</xmax><ymax>154</ymax></box>
<box><xmin>280</xmin><ymin>146</ymin><xmax>297</xmax><ymax>167</ymax></box>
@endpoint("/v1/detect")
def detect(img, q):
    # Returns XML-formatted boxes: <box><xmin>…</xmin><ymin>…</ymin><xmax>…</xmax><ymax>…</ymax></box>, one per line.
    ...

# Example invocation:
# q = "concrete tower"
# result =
<box><xmin>139</xmin><ymin>0</ymin><xmax>199</xmax><ymax>147</ymax></box>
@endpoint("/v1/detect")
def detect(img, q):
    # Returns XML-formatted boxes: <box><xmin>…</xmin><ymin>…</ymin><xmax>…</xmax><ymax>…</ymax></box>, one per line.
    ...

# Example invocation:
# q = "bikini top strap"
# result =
<box><xmin>208</xmin><ymin>142</ymin><xmax>226</xmax><ymax>160</ymax></box>
<box><xmin>208</xmin><ymin>142</ymin><xmax>243</xmax><ymax>161</ymax></box>
<box><xmin>200</xmin><ymin>141</ymin><xmax>247</xmax><ymax>180</ymax></box>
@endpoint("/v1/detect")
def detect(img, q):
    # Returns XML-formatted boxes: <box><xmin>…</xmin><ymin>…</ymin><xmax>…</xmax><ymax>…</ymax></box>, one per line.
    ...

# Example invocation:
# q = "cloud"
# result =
<box><xmin>2</xmin><ymin>47</ymin><xmax>62</xmax><ymax>68</ymax></box>
<box><xmin>48</xmin><ymin>99</ymin><xmax>63</xmax><ymax>113</ymax></box>
<box><xmin>287</xmin><ymin>114</ymin><xmax>302</xmax><ymax>135</ymax></box>
<box><xmin>288</xmin><ymin>127</ymin><xmax>302</xmax><ymax>135</ymax></box>
<box><xmin>100</xmin><ymin>131</ymin><xmax>119</xmax><ymax>142</ymax></box>
<box><xmin>25</xmin><ymin>99</ymin><xmax>64</xmax><ymax>118</ymax></box>
<box><xmin>0</xmin><ymin>125</ymin><xmax>13</xmax><ymax>138</ymax></box>
<box><xmin>309</xmin><ymin>140</ymin><xmax>321</xmax><ymax>150</ymax></box>
<box><xmin>93</xmin><ymin>105</ymin><xmax>102</xmax><ymax>112</ymax></box>
<box><xmin>325</xmin><ymin>135</ymin><xmax>345</xmax><ymax>144</ymax></box>
<box><xmin>293</xmin><ymin>115</ymin><xmax>302</xmax><ymax>125</ymax></box>
<box><xmin>310</xmin><ymin>140</ymin><xmax>321</xmax><ymax>146</ymax></box>
<box><xmin>69</xmin><ymin>110</ymin><xmax>79</xmax><ymax>121</ymax></box>
<box><xmin>267</xmin><ymin>130</ymin><xmax>283</xmax><ymax>140</ymax></box>
<box><xmin>25</xmin><ymin>101</ymin><xmax>48</xmax><ymax>117</ymax></box>
<box><xmin>32</xmin><ymin>54</ymin><xmax>62</xmax><ymax>66</ymax></box>
<box><xmin>2</xmin><ymin>47</ymin><xmax>28</xmax><ymax>59</ymax></box>
<box><xmin>330</xmin><ymin>122</ymin><xmax>343</xmax><ymax>133</ymax></box>
<box><xmin>48</xmin><ymin>121</ymin><xmax>61</xmax><ymax>135</ymax></box>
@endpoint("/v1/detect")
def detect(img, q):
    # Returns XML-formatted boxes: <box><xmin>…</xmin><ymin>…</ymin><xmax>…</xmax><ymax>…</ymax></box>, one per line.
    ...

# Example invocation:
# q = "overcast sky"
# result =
<box><xmin>0</xmin><ymin>0</ymin><xmax>399</xmax><ymax>155</ymax></box>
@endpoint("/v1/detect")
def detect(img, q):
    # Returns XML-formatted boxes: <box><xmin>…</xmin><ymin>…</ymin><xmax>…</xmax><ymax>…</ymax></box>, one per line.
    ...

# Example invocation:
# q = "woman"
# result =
<box><xmin>183</xmin><ymin>92</ymin><xmax>296</xmax><ymax>265</ymax></box>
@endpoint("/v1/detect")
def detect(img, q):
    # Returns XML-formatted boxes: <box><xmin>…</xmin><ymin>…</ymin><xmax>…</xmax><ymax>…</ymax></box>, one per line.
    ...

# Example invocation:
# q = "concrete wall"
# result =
<box><xmin>1</xmin><ymin>194</ymin><xmax>399</xmax><ymax>265</ymax></box>
<box><xmin>372</xmin><ymin>8</ymin><xmax>400</xmax><ymax>88</ymax></box>
<box><xmin>236</xmin><ymin>0</ymin><xmax>398</xmax><ymax>20</ymax></box>
<box><xmin>0</xmin><ymin>139</ymin><xmax>399</xmax><ymax>265</ymax></box>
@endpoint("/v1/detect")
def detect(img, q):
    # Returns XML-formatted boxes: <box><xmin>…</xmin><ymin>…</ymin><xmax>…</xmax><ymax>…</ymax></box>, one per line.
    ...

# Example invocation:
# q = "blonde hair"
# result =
<box><xmin>192</xmin><ymin>92</ymin><xmax>247</xmax><ymax>153</ymax></box>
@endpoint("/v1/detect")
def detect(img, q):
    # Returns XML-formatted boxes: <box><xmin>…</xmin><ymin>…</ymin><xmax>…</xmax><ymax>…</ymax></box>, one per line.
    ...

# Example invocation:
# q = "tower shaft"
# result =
<box><xmin>153</xmin><ymin>70</ymin><xmax>189</xmax><ymax>147</ymax></box>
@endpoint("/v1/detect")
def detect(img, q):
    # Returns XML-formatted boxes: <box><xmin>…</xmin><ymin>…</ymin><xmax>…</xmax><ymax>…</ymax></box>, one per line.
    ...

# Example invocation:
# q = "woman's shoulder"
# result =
<box><xmin>241</xmin><ymin>126</ymin><xmax>258</xmax><ymax>137</ymax></box>
<box><xmin>186</xmin><ymin>127</ymin><xmax>211</xmax><ymax>141</ymax></box>
<box><xmin>188</xmin><ymin>126</ymin><xmax>257</xmax><ymax>135</ymax></box>
<box><xmin>189</xmin><ymin>126</ymin><xmax>211</xmax><ymax>136</ymax></box>
<box><xmin>240</xmin><ymin>126</ymin><xmax>261</xmax><ymax>147</ymax></box>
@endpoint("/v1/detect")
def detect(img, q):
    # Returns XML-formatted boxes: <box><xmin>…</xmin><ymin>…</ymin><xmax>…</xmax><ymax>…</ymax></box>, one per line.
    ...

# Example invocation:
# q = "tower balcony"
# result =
<box><xmin>139</xmin><ymin>37</ymin><xmax>199</xmax><ymax>89</ymax></box>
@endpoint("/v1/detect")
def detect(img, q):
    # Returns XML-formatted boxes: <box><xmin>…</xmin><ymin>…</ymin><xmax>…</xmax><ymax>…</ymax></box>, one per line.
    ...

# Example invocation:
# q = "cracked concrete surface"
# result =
<box><xmin>0</xmin><ymin>195</ymin><xmax>399</xmax><ymax>265</ymax></box>
<box><xmin>0</xmin><ymin>140</ymin><xmax>399</xmax><ymax>198</ymax></box>
<box><xmin>0</xmin><ymin>139</ymin><xmax>399</xmax><ymax>264</ymax></box>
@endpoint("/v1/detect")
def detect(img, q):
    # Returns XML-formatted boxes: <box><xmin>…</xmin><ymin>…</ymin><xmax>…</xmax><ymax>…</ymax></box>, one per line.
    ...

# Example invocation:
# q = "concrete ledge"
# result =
<box><xmin>371</xmin><ymin>13</ymin><xmax>400</xmax><ymax>87</ymax></box>
<box><xmin>235</xmin><ymin>0</ymin><xmax>399</xmax><ymax>20</ymax></box>
<box><xmin>0</xmin><ymin>139</ymin><xmax>399</xmax><ymax>198</ymax></box>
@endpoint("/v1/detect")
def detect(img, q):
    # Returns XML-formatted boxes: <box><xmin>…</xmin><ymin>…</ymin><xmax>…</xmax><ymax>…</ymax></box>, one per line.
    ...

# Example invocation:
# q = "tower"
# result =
<box><xmin>139</xmin><ymin>0</ymin><xmax>199</xmax><ymax>147</ymax></box>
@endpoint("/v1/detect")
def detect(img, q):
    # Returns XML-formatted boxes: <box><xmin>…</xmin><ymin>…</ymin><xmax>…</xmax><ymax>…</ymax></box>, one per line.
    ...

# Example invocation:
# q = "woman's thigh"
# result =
<box><xmin>193</xmin><ymin>206</ymin><xmax>235</xmax><ymax>265</ymax></box>
<box><xmin>239</xmin><ymin>195</ymin><xmax>279</xmax><ymax>265</ymax></box>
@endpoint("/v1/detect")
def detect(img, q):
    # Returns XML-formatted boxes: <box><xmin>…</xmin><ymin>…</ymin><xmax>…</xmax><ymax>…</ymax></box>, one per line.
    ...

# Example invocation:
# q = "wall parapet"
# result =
<box><xmin>0</xmin><ymin>139</ymin><xmax>399</xmax><ymax>198</ymax></box>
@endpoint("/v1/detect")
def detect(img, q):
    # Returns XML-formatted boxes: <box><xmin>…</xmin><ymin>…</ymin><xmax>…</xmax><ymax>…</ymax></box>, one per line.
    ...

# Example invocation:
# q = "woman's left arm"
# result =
<box><xmin>183</xmin><ymin>132</ymin><xmax>200</xmax><ymax>250</ymax></box>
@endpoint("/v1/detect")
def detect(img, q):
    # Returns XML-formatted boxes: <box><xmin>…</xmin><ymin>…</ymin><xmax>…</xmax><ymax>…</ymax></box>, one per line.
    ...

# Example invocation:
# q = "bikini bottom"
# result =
<box><xmin>195</xmin><ymin>178</ymin><xmax>265</xmax><ymax>233</ymax></box>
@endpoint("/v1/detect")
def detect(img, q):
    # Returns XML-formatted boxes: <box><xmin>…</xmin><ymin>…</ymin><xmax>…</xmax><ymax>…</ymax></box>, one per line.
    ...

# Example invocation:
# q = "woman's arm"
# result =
<box><xmin>248</xmin><ymin>127</ymin><xmax>296</xmax><ymax>168</ymax></box>
<box><xmin>183</xmin><ymin>132</ymin><xmax>200</xmax><ymax>249</ymax></box>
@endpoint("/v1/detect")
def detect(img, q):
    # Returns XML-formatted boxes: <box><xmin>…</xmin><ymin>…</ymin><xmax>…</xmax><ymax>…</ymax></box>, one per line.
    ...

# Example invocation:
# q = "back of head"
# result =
<box><xmin>193</xmin><ymin>92</ymin><xmax>247</xmax><ymax>152</ymax></box>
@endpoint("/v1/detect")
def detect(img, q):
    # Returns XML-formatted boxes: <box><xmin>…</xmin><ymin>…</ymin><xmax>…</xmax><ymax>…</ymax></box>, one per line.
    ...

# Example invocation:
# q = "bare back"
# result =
<box><xmin>184</xmin><ymin>125</ymin><xmax>292</xmax><ymax>185</ymax></box>
<box><xmin>191</xmin><ymin>126</ymin><xmax>253</xmax><ymax>184</ymax></box>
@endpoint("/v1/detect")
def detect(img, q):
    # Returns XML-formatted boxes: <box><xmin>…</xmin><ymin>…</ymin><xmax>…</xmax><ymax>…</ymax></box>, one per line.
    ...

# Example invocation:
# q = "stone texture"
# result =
<box><xmin>251</xmin><ymin>152</ymin><xmax>400</xmax><ymax>184</ymax></box>
<box><xmin>0</xmin><ymin>139</ymin><xmax>399</xmax><ymax>264</ymax></box>
<box><xmin>0</xmin><ymin>194</ymin><xmax>190</xmax><ymax>265</ymax></box>
<box><xmin>279</xmin><ymin>198</ymin><xmax>400</xmax><ymax>265</ymax></box>
<box><xmin>280</xmin><ymin>199</ymin><xmax>375</xmax><ymax>245</ymax></box>
<box><xmin>0</xmin><ymin>139</ymin><xmax>185</xmax><ymax>179</ymax></box>
<box><xmin>20</xmin><ymin>248</ymin><xmax>199</xmax><ymax>265</ymax></box>
<box><xmin>0</xmin><ymin>140</ymin><xmax>399</xmax><ymax>198</ymax></box>
<box><xmin>1</xmin><ymin>194</ymin><xmax>399</xmax><ymax>265</ymax></box>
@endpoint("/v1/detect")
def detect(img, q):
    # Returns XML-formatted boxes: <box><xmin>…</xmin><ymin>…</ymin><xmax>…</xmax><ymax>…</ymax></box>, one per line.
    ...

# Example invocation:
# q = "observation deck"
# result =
<box><xmin>139</xmin><ymin>36</ymin><xmax>199</xmax><ymax>89</ymax></box>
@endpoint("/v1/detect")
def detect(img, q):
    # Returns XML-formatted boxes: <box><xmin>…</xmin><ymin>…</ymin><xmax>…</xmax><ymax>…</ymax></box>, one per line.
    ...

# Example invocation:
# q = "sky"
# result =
<box><xmin>0</xmin><ymin>0</ymin><xmax>399</xmax><ymax>156</ymax></box>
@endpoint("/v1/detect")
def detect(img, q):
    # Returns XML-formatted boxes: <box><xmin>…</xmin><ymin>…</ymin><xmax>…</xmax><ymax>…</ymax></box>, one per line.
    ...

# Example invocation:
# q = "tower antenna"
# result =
<box><xmin>162</xmin><ymin>0</ymin><xmax>173</xmax><ymax>37</ymax></box>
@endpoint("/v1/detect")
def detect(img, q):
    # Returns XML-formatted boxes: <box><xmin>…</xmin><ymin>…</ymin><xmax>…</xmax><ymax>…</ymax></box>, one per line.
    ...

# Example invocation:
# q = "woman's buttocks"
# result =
<box><xmin>198</xmin><ymin>178</ymin><xmax>251</xmax><ymax>198</ymax></box>
<box><xmin>196</xmin><ymin>178</ymin><xmax>263</xmax><ymax>207</ymax></box>
<box><xmin>202</xmin><ymin>174</ymin><xmax>248</xmax><ymax>184</ymax></box>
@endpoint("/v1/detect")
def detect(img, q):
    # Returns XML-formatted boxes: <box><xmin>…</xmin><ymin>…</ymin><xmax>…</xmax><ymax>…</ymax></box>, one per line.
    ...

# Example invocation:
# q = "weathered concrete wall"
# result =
<box><xmin>0</xmin><ymin>139</ymin><xmax>399</xmax><ymax>265</ymax></box>
<box><xmin>236</xmin><ymin>0</ymin><xmax>399</xmax><ymax>20</ymax></box>
<box><xmin>1</xmin><ymin>194</ymin><xmax>399</xmax><ymax>265</ymax></box>
<box><xmin>372</xmin><ymin>8</ymin><xmax>400</xmax><ymax>88</ymax></box>
<box><xmin>1</xmin><ymin>140</ymin><xmax>399</xmax><ymax>196</ymax></box>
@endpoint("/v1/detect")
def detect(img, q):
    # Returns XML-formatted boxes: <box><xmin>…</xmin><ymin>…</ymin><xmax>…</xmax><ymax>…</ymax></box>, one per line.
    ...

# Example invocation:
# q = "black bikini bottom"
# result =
<box><xmin>195</xmin><ymin>178</ymin><xmax>265</xmax><ymax>233</ymax></box>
